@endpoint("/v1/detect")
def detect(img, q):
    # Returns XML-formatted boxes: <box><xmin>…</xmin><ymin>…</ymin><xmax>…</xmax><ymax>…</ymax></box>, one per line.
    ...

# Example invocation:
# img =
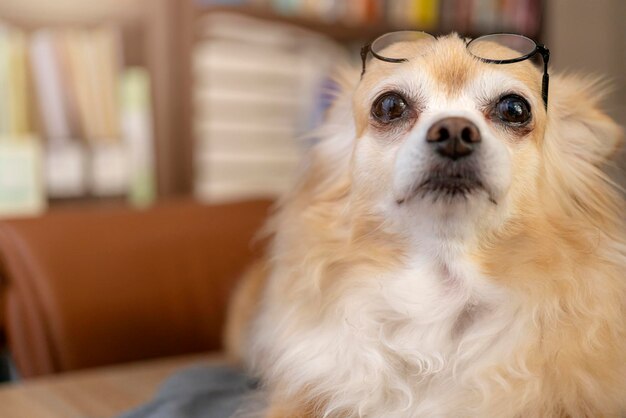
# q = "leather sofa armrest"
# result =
<box><xmin>0</xmin><ymin>283</ymin><xmax>6</xmax><ymax>347</ymax></box>
<box><xmin>0</xmin><ymin>199</ymin><xmax>271</xmax><ymax>378</ymax></box>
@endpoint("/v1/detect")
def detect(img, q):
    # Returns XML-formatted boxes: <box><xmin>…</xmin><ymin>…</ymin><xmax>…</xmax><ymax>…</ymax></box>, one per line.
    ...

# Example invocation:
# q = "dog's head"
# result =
<box><xmin>310</xmin><ymin>34</ymin><xmax>624</xmax><ymax>240</ymax></box>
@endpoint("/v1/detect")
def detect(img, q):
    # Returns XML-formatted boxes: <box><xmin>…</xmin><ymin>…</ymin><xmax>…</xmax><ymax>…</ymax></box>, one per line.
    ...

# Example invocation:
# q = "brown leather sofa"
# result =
<box><xmin>0</xmin><ymin>199</ymin><xmax>271</xmax><ymax>378</ymax></box>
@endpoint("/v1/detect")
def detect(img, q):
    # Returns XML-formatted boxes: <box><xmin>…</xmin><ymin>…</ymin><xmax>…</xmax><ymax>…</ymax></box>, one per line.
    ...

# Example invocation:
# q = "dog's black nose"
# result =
<box><xmin>426</xmin><ymin>117</ymin><xmax>481</xmax><ymax>160</ymax></box>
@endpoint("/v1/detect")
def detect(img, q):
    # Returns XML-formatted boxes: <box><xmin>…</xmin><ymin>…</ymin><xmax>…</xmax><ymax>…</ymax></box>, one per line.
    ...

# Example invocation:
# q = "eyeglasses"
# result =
<box><xmin>360</xmin><ymin>32</ymin><xmax>550</xmax><ymax>108</ymax></box>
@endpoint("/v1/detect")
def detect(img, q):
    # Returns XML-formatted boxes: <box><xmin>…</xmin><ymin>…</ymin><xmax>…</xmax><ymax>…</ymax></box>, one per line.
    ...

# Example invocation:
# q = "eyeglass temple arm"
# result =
<box><xmin>360</xmin><ymin>45</ymin><xmax>370</xmax><ymax>77</ymax></box>
<box><xmin>538</xmin><ymin>45</ymin><xmax>550</xmax><ymax>109</ymax></box>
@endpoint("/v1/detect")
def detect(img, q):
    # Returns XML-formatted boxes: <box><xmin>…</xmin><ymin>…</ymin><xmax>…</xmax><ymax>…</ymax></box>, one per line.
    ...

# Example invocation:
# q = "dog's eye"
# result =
<box><xmin>495</xmin><ymin>95</ymin><xmax>531</xmax><ymax>124</ymax></box>
<box><xmin>372</xmin><ymin>92</ymin><xmax>408</xmax><ymax>123</ymax></box>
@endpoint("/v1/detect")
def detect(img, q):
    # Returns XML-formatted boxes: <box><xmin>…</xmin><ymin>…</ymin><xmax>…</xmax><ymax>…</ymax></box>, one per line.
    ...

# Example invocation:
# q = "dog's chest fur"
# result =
<box><xmin>256</xmin><ymin>248</ymin><xmax>525</xmax><ymax>417</ymax></box>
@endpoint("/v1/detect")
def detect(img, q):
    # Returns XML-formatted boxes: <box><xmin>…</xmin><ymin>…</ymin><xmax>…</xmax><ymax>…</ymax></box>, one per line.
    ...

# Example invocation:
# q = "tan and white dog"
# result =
<box><xmin>225</xmin><ymin>34</ymin><xmax>626</xmax><ymax>418</ymax></box>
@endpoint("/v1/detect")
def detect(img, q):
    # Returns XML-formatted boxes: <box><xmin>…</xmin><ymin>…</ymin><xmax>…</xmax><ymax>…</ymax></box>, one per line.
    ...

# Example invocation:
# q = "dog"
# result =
<box><xmin>225</xmin><ymin>34</ymin><xmax>626</xmax><ymax>417</ymax></box>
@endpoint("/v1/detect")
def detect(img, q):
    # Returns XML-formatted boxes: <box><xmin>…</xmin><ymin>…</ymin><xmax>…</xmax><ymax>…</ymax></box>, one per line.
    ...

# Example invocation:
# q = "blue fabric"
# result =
<box><xmin>118</xmin><ymin>365</ymin><xmax>258</xmax><ymax>418</ymax></box>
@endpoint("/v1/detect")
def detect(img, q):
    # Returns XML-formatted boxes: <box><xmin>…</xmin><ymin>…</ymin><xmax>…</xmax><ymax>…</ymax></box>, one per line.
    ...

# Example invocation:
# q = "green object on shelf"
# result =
<box><xmin>120</xmin><ymin>68</ymin><xmax>156</xmax><ymax>208</ymax></box>
<box><xmin>0</xmin><ymin>137</ymin><xmax>46</xmax><ymax>217</ymax></box>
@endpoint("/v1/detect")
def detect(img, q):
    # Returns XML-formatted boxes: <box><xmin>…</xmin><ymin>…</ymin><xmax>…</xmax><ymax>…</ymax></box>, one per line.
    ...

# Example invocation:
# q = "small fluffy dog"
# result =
<box><xmin>225</xmin><ymin>34</ymin><xmax>626</xmax><ymax>417</ymax></box>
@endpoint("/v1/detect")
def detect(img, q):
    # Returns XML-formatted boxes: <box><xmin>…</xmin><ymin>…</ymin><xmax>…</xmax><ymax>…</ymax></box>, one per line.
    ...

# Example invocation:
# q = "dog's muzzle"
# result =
<box><xmin>395</xmin><ymin>116</ymin><xmax>496</xmax><ymax>204</ymax></box>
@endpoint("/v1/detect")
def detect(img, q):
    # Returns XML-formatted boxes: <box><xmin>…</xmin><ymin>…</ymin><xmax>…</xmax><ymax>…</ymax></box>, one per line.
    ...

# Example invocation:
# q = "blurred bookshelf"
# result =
<box><xmin>193</xmin><ymin>1</ymin><xmax>544</xmax><ymax>41</ymax></box>
<box><xmin>0</xmin><ymin>0</ymin><xmax>544</xmax><ymax>216</ymax></box>
<box><xmin>0</xmin><ymin>0</ymin><xmax>165</xmax><ymax>217</ymax></box>
<box><xmin>0</xmin><ymin>0</ymin><xmax>191</xmax><ymax>217</ymax></box>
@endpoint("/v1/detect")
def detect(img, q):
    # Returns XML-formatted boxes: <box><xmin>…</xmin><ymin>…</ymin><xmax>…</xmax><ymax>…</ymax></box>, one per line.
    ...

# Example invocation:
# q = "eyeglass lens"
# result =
<box><xmin>467</xmin><ymin>34</ymin><xmax>537</xmax><ymax>61</ymax></box>
<box><xmin>370</xmin><ymin>31</ymin><xmax>436</xmax><ymax>60</ymax></box>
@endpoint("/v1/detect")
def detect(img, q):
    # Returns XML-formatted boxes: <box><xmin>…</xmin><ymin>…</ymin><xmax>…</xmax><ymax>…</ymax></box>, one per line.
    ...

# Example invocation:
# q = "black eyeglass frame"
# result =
<box><xmin>360</xmin><ymin>33</ymin><xmax>551</xmax><ymax>109</ymax></box>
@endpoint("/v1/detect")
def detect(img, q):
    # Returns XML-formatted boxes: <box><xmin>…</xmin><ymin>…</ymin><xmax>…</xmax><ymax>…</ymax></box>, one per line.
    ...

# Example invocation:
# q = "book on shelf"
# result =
<box><xmin>0</xmin><ymin>23</ymin><xmax>45</xmax><ymax>217</ymax></box>
<box><xmin>120</xmin><ymin>68</ymin><xmax>156</xmax><ymax>207</ymax></box>
<box><xmin>30</xmin><ymin>29</ymin><xmax>87</xmax><ymax>198</ymax></box>
<box><xmin>30</xmin><ymin>30</ymin><xmax>73</xmax><ymax>148</ymax></box>
<box><xmin>44</xmin><ymin>144</ymin><xmax>87</xmax><ymax>198</ymax></box>
<box><xmin>0</xmin><ymin>25</ymin><xmax>35</xmax><ymax>140</ymax></box>
<box><xmin>0</xmin><ymin>138</ymin><xmax>46</xmax><ymax>217</ymax></box>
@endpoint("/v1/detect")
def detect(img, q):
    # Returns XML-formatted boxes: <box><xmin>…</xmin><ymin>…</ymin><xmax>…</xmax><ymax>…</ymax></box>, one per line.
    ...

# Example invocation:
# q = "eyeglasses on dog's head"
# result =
<box><xmin>360</xmin><ymin>32</ymin><xmax>550</xmax><ymax>108</ymax></box>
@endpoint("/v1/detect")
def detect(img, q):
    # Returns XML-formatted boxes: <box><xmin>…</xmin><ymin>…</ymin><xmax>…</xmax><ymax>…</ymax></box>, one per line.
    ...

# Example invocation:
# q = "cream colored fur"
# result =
<box><xmin>225</xmin><ymin>34</ymin><xmax>626</xmax><ymax>418</ymax></box>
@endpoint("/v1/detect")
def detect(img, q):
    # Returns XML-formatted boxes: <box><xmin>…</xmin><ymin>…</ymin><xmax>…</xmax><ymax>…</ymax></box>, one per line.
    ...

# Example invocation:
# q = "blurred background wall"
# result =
<box><xmin>545</xmin><ymin>0</ymin><xmax>626</xmax><ymax>186</ymax></box>
<box><xmin>0</xmin><ymin>0</ymin><xmax>623</xmax><ymax>218</ymax></box>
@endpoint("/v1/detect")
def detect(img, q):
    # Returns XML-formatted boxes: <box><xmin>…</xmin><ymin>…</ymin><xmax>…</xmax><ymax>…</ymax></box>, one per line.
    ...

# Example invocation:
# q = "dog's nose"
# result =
<box><xmin>426</xmin><ymin>117</ymin><xmax>481</xmax><ymax>160</ymax></box>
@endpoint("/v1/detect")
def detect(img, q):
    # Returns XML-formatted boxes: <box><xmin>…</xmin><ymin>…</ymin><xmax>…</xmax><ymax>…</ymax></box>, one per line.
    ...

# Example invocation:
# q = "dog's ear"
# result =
<box><xmin>543</xmin><ymin>74</ymin><xmax>623</xmax><ymax>225</ymax></box>
<box><xmin>548</xmin><ymin>74</ymin><xmax>624</xmax><ymax>165</ymax></box>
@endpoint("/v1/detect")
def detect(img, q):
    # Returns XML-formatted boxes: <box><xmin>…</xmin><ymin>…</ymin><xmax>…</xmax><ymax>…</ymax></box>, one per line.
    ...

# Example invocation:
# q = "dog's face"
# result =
<box><xmin>351</xmin><ymin>35</ymin><xmax>549</xmax><ymax>236</ymax></box>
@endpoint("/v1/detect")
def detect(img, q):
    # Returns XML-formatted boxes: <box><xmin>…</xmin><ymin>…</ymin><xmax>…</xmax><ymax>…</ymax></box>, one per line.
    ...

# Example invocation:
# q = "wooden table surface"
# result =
<box><xmin>0</xmin><ymin>353</ymin><xmax>223</xmax><ymax>418</ymax></box>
